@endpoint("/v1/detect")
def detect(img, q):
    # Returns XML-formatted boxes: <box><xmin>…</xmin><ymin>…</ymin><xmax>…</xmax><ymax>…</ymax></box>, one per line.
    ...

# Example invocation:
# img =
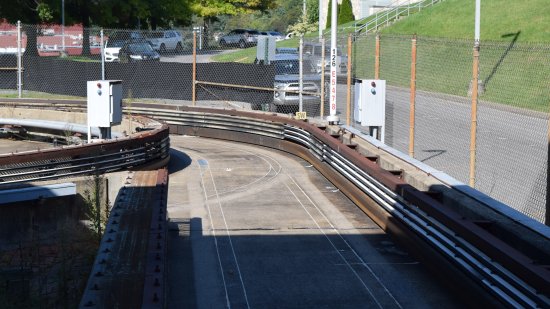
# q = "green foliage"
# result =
<box><xmin>37</xmin><ymin>2</ymin><xmax>54</xmax><ymax>23</ymax></box>
<box><xmin>221</xmin><ymin>0</ymin><xmax>302</xmax><ymax>33</ymax></box>
<box><xmin>192</xmin><ymin>0</ymin><xmax>277</xmax><ymax>18</ymax></box>
<box><xmin>338</xmin><ymin>0</ymin><xmax>354</xmax><ymax>25</ymax></box>
<box><xmin>306</xmin><ymin>0</ymin><xmax>319</xmax><ymax>24</ymax></box>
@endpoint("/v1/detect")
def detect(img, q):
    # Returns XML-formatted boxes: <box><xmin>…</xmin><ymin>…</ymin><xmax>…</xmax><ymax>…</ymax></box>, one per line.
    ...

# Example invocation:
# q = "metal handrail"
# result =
<box><xmin>352</xmin><ymin>0</ymin><xmax>444</xmax><ymax>34</ymax></box>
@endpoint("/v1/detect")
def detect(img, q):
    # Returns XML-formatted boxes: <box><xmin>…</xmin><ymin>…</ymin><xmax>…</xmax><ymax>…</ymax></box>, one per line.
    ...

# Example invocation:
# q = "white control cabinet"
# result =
<box><xmin>256</xmin><ymin>36</ymin><xmax>276</xmax><ymax>64</ymax></box>
<box><xmin>87</xmin><ymin>80</ymin><xmax>122</xmax><ymax>127</ymax></box>
<box><xmin>87</xmin><ymin>80</ymin><xmax>122</xmax><ymax>141</ymax></box>
<box><xmin>354</xmin><ymin>79</ymin><xmax>386</xmax><ymax>142</ymax></box>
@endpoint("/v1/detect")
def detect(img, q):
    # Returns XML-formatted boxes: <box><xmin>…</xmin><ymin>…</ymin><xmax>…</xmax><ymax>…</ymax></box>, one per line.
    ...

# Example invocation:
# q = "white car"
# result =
<box><xmin>145</xmin><ymin>30</ymin><xmax>184</xmax><ymax>53</ymax></box>
<box><xmin>104</xmin><ymin>31</ymin><xmax>144</xmax><ymax>62</ymax></box>
<box><xmin>260</xmin><ymin>31</ymin><xmax>285</xmax><ymax>41</ymax></box>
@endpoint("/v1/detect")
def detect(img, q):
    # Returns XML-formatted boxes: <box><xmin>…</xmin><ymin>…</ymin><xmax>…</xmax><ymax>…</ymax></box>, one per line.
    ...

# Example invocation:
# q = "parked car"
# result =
<box><xmin>145</xmin><ymin>30</ymin><xmax>184</xmax><ymax>53</ymax></box>
<box><xmin>275</xmin><ymin>47</ymin><xmax>298</xmax><ymax>54</ymax></box>
<box><xmin>270</xmin><ymin>53</ymin><xmax>321</xmax><ymax>112</ymax></box>
<box><xmin>104</xmin><ymin>30</ymin><xmax>144</xmax><ymax>62</ymax></box>
<box><xmin>303</xmin><ymin>42</ymin><xmax>348</xmax><ymax>75</ymax></box>
<box><xmin>260</xmin><ymin>31</ymin><xmax>285</xmax><ymax>41</ymax></box>
<box><xmin>218</xmin><ymin>29</ymin><xmax>260</xmax><ymax>48</ymax></box>
<box><xmin>118</xmin><ymin>40</ymin><xmax>160</xmax><ymax>63</ymax></box>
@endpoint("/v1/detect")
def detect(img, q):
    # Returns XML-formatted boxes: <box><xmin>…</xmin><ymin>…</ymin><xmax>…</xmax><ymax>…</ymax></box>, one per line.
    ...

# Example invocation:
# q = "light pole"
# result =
<box><xmin>61</xmin><ymin>0</ymin><xmax>65</xmax><ymax>53</ymax></box>
<box><xmin>327</xmin><ymin>0</ymin><xmax>339</xmax><ymax>123</ymax></box>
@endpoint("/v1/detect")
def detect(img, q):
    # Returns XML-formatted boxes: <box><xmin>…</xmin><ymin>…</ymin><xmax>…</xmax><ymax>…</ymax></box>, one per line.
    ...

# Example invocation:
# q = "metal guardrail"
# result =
<box><xmin>1</xmin><ymin>100</ymin><xmax>549</xmax><ymax>307</ymax></box>
<box><xmin>0</xmin><ymin>119</ymin><xmax>170</xmax><ymax>187</ymax></box>
<box><xmin>130</xmin><ymin>104</ymin><xmax>550</xmax><ymax>307</ymax></box>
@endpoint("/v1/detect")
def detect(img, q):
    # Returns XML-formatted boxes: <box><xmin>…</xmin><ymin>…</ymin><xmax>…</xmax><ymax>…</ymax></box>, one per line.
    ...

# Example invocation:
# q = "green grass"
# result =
<box><xmin>382</xmin><ymin>0</ymin><xmax>550</xmax><ymax>43</ymax></box>
<box><xmin>211</xmin><ymin>38</ymin><xmax>300</xmax><ymax>63</ymax></box>
<box><xmin>0</xmin><ymin>91</ymin><xmax>84</xmax><ymax>100</ymax></box>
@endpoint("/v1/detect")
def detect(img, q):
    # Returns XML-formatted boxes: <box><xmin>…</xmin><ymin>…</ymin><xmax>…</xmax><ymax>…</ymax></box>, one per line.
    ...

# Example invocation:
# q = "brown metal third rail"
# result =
<box><xmin>79</xmin><ymin>169</ymin><xmax>169</xmax><ymax>308</ymax></box>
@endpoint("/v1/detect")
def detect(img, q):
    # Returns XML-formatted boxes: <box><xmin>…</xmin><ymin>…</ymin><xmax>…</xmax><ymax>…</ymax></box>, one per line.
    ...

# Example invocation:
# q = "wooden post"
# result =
<box><xmin>409</xmin><ymin>35</ymin><xmax>417</xmax><ymax>158</ymax></box>
<box><xmin>469</xmin><ymin>43</ymin><xmax>480</xmax><ymax>187</ymax></box>
<box><xmin>375</xmin><ymin>34</ymin><xmax>380</xmax><ymax>80</ymax></box>
<box><xmin>192</xmin><ymin>32</ymin><xmax>197</xmax><ymax>106</ymax></box>
<box><xmin>346</xmin><ymin>34</ymin><xmax>352</xmax><ymax>126</ymax></box>
<box><xmin>320</xmin><ymin>38</ymin><xmax>326</xmax><ymax>118</ymax></box>
<box><xmin>546</xmin><ymin>112</ymin><xmax>550</xmax><ymax>226</ymax></box>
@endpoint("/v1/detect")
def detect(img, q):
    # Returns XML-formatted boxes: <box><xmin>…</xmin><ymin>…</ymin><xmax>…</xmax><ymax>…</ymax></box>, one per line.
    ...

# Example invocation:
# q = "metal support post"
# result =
<box><xmin>375</xmin><ymin>34</ymin><xmax>380</xmax><ymax>80</ymax></box>
<box><xmin>409</xmin><ymin>35</ymin><xmax>417</xmax><ymax>158</ymax></box>
<box><xmin>346</xmin><ymin>34</ymin><xmax>352</xmax><ymax>126</ymax></box>
<box><xmin>17</xmin><ymin>21</ymin><xmax>22</xmax><ymax>98</ymax></box>
<box><xmin>299</xmin><ymin>36</ymin><xmax>303</xmax><ymax>112</ymax></box>
<box><xmin>320</xmin><ymin>38</ymin><xmax>326</xmax><ymax>118</ymax></box>
<box><xmin>469</xmin><ymin>43</ymin><xmax>480</xmax><ymax>187</ymax></box>
<box><xmin>192</xmin><ymin>32</ymin><xmax>197</xmax><ymax>106</ymax></box>
<box><xmin>100</xmin><ymin>29</ymin><xmax>105</xmax><ymax>80</ymax></box>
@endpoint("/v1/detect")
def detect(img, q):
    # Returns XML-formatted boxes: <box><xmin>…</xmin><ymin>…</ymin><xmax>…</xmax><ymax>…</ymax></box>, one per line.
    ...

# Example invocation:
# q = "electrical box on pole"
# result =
<box><xmin>87</xmin><ymin>80</ymin><xmax>122</xmax><ymax>142</ymax></box>
<box><xmin>256</xmin><ymin>35</ymin><xmax>276</xmax><ymax>64</ymax></box>
<box><xmin>354</xmin><ymin>79</ymin><xmax>386</xmax><ymax>142</ymax></box>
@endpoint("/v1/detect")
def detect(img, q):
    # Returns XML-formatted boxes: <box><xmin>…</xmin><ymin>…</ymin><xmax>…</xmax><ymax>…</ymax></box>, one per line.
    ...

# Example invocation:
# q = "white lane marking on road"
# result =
<box><xmin>203</xmin><ymin>156</ymin><xmax>251</xmax><ymax>309</ymax></box>
<box><xmin>286</xmin><ymin>174</ymin><xmax>403</xmax><ymax>309</ymax></box>
<box><xmin>176</xmin><ymin>143</ymin><xmax>282</xmax><ymax>197</ymax></box>
<box><xmin>197</xmin><ymin>161</ymin><xmax>232</xmax><ymax>309</ymax></box>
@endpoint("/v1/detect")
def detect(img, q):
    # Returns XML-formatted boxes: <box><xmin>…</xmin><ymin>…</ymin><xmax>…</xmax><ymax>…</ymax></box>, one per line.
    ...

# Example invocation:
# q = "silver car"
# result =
<box><xmin>272</xmin><ymin>54</ymin><xmax>321</xmax><ymax>111</ymax></box>
<box><xmin>218</xmin><ymin>29</ymin><xmax>260</xmax><ymax>48</ymax></box>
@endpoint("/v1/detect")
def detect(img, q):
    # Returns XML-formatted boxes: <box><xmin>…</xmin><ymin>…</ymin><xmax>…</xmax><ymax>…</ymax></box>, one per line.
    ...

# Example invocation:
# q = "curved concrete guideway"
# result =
<box><xmin>166</xmin><ymin>136</ymin><xmax>465</xmax><ymax>308</ymax></box>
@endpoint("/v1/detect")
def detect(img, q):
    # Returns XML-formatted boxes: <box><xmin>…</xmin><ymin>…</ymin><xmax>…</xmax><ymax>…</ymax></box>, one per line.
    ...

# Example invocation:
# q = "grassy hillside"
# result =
<box><xmin>382</xmin><ymin>0</ymin><xmax>550</xmax><ymax>43</ymax></box>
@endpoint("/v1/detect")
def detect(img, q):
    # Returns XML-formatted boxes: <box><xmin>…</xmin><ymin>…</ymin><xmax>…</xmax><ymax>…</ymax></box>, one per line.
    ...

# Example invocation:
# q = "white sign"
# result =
<box><xmin>330</xmin><ymin>47</ymin><xmax>337</xmax><ymax>117</ymax></box>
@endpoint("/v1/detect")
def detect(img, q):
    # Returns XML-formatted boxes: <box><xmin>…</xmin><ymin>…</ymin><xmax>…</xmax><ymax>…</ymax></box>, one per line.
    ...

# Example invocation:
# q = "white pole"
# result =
<box><xmin>100</xmin><ymin>29</ymin><xmax>105</xmax><ymax>80</ymax></box>
<box><xmin>299</xmin><ymin>36</ymin><xmax>303</xmax><ymax>112</ymax></box>
<box><xmin>474</xmin><ymin>0</ymin><xmax>480</xmax><ymax>45</ymax></box>
<box><xmin>327</xmin><ymin>0</ymin><xmax>339</xmax><ymax>123</ymax></box>
<box><xmin>62</xmin><ymin>0</ymin><xmax>65</xmax><ymax>53</ymax></box>
<box><xmin>318</xmin><ymin>0</ymin><xmax>323</xmax><ymax>40</ymax></box>
<box><xmin>17</xmin><ymin>21</ymin><xmax>22</xmax><ymax>99</ymax></box>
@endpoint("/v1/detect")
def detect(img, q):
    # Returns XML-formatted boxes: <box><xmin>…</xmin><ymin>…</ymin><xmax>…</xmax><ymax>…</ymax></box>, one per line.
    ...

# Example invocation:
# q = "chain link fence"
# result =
<box><xmin>0</xmin><ymin>21</ymin><xmax>548</xmax><ymax>224</ymax></box>
<box><xmin>351</xmin><ymin>32</ymin><xmax>549</xmax><ymax>223</ymax></box>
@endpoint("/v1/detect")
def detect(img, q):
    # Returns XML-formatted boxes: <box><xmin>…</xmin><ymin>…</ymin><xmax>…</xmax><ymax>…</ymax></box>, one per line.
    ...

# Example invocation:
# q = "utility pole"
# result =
<box><xmin>327</xmin><ymin>0</ymin><xmax>339</xmax><ymax>123</ymax></box>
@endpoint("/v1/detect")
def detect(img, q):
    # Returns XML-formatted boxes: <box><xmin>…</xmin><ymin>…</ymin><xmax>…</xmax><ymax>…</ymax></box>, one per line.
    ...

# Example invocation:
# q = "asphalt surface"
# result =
<box><xmin>345</xmin><ymin>85</ymin><xmax>548</xmax><ymax>222</ymax></box>
<box><xmin>166</xmin><ymin>136</ymin><xmax>465</xmax><ymax>308</ymax></box>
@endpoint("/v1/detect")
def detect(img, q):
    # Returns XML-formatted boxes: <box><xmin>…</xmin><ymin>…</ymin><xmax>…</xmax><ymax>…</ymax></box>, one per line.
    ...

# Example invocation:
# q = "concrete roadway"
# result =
<box><xmin>166</xmin><ymin>135</ymin><xmax>464</xmax><ymax>308</ymax></box>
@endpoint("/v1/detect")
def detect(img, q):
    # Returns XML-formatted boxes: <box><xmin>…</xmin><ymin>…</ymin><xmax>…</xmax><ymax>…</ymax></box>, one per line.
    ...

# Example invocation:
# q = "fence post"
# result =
<box><xmin>547</xmin><ymin>113</ymin><xmax>550</xmax><ymax>226</ymax></box>
<box><xmin>409</xmin><ymin>34</ymin><xmax>417</xmax><ymax>158</ymax></box>
<box><xmin>299</xmin><ymin>36</ymin><xmax>303</xmax><ymax>112</ymax></box>
<box><xmin>17</xmin><ymin>20</ymin><xmax>22</xmax><ymax>98</ymax></box>
<box><xmin>346</xmin><ymin>34</ymin><xmax>352</xmax><ymax>126</ymax></box>
<box><xmin>100</xmin><ymin>29</ymin><xmax>105</xmax><ymax>80</ymax></box>
<box><xmin>469</xmin><ymin>43</ymin><xmax>480</xmax><ymax>187</ymax></box>
<box><xmin>320</xmin><ymin>38</ymin><xmax>325</xmax><ymax>118</ymax></box>
<box><xmin>192</xmin><ymin>32</ymin><xmax>197</xmax><ymax>106</ymax></box>
<box><xmin>375</xmin><ymin>34</ymin><xmax>380</xmax><ymax>80</ymax></box>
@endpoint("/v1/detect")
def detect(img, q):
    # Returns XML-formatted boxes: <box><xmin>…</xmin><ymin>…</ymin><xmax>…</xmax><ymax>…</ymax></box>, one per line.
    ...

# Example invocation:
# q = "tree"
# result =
<box><xmin>192</xmin><ymin>0</ymin><xmax>276</xmax><ymax>32</ymax></box>
<box><xmin>338</xmin><ymin>0</ymin><xmax>355</xmax><ymax>25</ymax></box>
<box><xmin>306</xmin><ymin>0</ymin><xmax>319</xmax><ymax>24</ymax></box>
<box><xmin>0</xmin><ymin>0</ymin><xmax>60</xmax><ymax>56</ymax></box>
<box><xmin>325</xmin><ymin>0</ymin><xmax>338</xmax><ymax>29</ymax></box>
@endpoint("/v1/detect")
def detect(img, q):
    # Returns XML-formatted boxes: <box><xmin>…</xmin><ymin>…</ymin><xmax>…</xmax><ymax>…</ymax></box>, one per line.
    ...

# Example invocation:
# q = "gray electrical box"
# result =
<box><xmin>87</xmin><ymin>80</ymin><xmax>122</xmax><ymax>141</ymax></box>
<box><xmin>256</xmin><ymin>36</ymin><xmax>276</xmax><ymax>64</ymax></box>
<box><xmin>354</xmin><ymin>79</ymin><xmax>386</xmax><ymax>142</ymax></box>
<box><xmin>87</xmin><ymin>80</ymin><xmax>122</xmax><ymax>127</ymax></box>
